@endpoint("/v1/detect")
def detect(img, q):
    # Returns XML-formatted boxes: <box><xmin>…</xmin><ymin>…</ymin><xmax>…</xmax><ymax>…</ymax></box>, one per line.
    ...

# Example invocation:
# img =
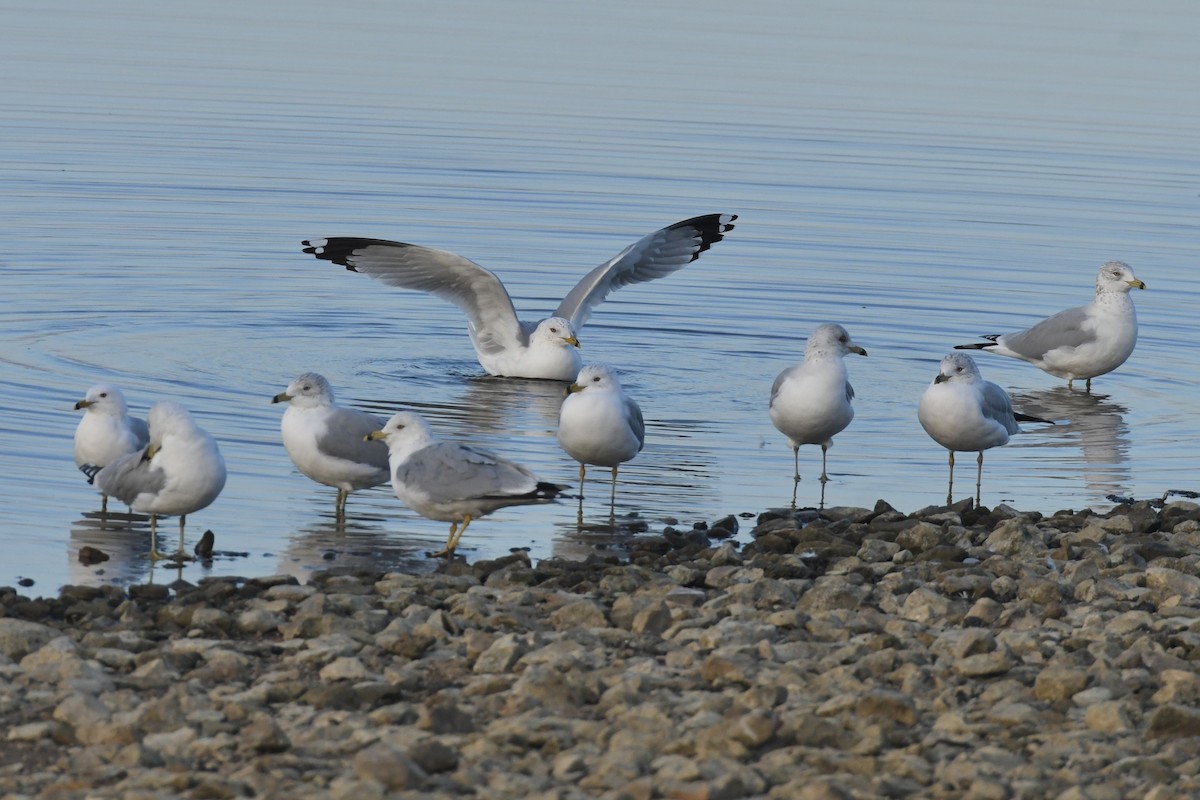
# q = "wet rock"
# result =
<box><xmin>77</xmin><ymin>546</ymin><xmax>110</xmax><ymax>565</ymax></box>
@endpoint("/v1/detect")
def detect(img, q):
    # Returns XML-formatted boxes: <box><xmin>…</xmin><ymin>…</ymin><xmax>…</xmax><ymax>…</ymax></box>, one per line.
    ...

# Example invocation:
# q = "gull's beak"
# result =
<box><xmin>365</xmin><ymin>430</ymin><xmax>385</xmax><ymax>442</ymax></box>
<box><xmin>565</xmin><ymin>336</ymin><xmax>580</xmax><ymax>348</ymax></box>
<box><xmin>271</xmin><ymin>391</ymin><xmax>291</xmax><ymax>404</ymax></box>
<box><xmin>934</xmin><ymin>373</ymin><xmax>950</xmax><ymax>384</ymax></box>
<box><xmin>142</xmin><ymin>443</ymin><xmax>159</xmax><ymax>462</ymax></box>
<box><xmin>850</xmin><ymin>345</ymin><xmax>868</xmax><ymax>357</ymax></box>
<box><xmin>74</xmin><ymin>399</ymin><xmax>93</xmax><ymax>410</ymax></box>
<box><xmin>1129</xmin><ymin>279</ymin><xmax>1146</xmax><ymax>290</ymax></box>
<box><xmin>566</xmin><ymin>383</ymin><xmax>583</xmax><ymax>395</ymax></box>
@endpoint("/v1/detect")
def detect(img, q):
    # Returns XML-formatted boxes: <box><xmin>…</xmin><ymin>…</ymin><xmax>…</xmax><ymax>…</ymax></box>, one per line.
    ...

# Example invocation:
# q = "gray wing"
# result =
<box><xmin>769</xmin><ymin>365</ymin><xmax>798</xmax><ymax>406</ymax></box>
<box><xmin>397</xmin><ymin>442</ymin><xmax>537</xmax><ymax>503</ymax></box>
<box><xmin>303</xmin><ymin>238</ymin><xmax>525</xmax><ymax>354</ymax></box>
<box><xmin>95</xmin><ymin>447</ymin><xmax>166</xmax><ymax>503</ymax></box>
<box><xmin>626</xmin><ymin>397</ymin><xmax>646</xmax><ymax>451</ymax></box>
<box><xmin>130</xmin><ymin>417</ymin><xmax>150</xmax><ymax>448</ymax></box>
<box><xmin>980</xmin><ymin>381</ymin><xmax>1020</xmax><ymax>435</ymax></box>
<box><xmin>1000</xmin><ymin>305</ymin><xmax>1093</xmax><ymax>359</ymax></box>
<box><xmin>554</xmin><ymin>214</ymin><xmax>737</xmax><ymax>329</ymax></box>
<box><xmin>316</xmin><ymin>407</ymin><xmax>390</xmax><ymax>469</ymax></box>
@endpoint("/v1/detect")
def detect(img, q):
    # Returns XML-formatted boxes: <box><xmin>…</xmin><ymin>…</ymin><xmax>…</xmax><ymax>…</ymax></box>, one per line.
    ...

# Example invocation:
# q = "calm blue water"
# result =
<box><xmin>2</xmin><ymin>0</ymin><xmax>1198</xmax><ymax>591</ymax></box>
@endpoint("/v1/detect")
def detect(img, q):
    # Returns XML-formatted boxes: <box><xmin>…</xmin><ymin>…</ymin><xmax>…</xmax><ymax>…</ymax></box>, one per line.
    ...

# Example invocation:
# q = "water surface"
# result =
<box><xmin>2</xmin><ymin>0</ymin><xmax>1198</xmax><ymax>591</ymax></box>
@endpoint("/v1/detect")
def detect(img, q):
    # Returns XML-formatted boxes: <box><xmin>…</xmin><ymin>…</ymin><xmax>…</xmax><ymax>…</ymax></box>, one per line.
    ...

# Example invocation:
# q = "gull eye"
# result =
<box><xmin>99</xmin><ymin>393</ymin><xmax>108</xmax><ymax>398</ymax></box>
<box><xmin>592</xmin><ymin>375</ymin><xmax>601</xmax><ymax>382</ymax></box>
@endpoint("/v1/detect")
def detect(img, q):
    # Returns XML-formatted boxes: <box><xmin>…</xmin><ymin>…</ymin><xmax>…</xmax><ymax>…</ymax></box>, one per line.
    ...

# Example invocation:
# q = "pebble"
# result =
<box><xmin>1</xmin><ymin>498</ymin><xmax>1199</xmax><ymax>797</ymax></box>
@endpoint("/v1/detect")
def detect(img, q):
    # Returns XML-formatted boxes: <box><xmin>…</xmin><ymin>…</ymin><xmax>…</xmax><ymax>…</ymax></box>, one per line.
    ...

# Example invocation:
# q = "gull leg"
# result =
<box><xmin>336</xmin><ymin>488</ymin><xmax>348</xmax><ymax>517</ymax></box>
<box><xmin>149</xmin><ymin>514</ymin><xmax>165</xmax><ymax>562</ymax></box>
<box><xmin>430</xmin><ymin>521</ymin><xmax>457</xmax><ymax>558</ymax></box>
<box><xmin>101</xmin><ymin>494</ymin><xmax>109</xmax><ymax>514</ymax></box>
<box><xmin>792</xmin><ymin>445</ymin><xmax>800</xmax><ymax>482</ymax></box>
<box><xmin>177</xmin><ymin>515</ymin><xmax>193</xmax><ymax>560</ymax></box>
<box><xmin>448</xmin><ymin>516</ymin><xmax>472</xmax><ymax>553</ymax></box>
<box><xmin>431</xmin><ymin>516</ymin><xmax>473</xmax><ymax>558</ymax></box>
<box><xmin>1086</xmin><ymin>377</ymin><xmax>1093</xmax><ymax>392</ymax></box>
<box><xmin>975</xmin><ymin>452</ymin><xmax>984</xmax><ymax>507</ymax></box>
<box><xmin>819</xmin><ymin>445</ymin><xmax>830</xmax><ymax>484</ymax></box>
<box><xmin>947</xmin><ymin>451</ymin><xmax>955</xmax><ymax>506</ymax></box>
<box><xmin>1068</xmin><ymin>378</ymin><xmax>1074</xmax><ymax>390</ymax></box>
<box><xmin>578</xmin><ymin>463</ymin><xmax>587</xmax><ymax>498</ymax></box>
<box><xmin>610</xmin><ymin>466</ymin><xmax>618</xmax><ymax>509</ymax></box>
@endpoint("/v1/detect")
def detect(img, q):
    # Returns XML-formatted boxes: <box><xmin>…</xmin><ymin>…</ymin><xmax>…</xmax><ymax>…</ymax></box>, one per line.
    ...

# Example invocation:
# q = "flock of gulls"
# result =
<box><xmin>71</xmin><ymin>214</ymin><xmax>1145</xmax><ymax>561</ymax></box>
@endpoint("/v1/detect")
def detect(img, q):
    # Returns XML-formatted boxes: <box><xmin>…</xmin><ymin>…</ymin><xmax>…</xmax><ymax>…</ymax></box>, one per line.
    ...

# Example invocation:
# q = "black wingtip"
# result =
<box><xmin>672</xmin><ymin>213</ymin><xmax>737</xmax><ymax>263</ymax></box>
<box><xmin>302</xmin><ymin>237</ymin><xmax>413</xmax><ymax>274</ymax></box>
<box><xmin>79</xmin><ymin>464</ymin><xmax>102</xmax><ymax>485</ymax></box>
<box><xmin>536</xmin><ymin>481</ymin><xmax>570</xmax><ymax>500</ymax></box>
<box><xmin>954</xmin><ymin>342</ymin><xmax>994</xmax><ymax>351</ymax></box>
<box><xmin>1015</xmin><ymin>412</ymin><xmax>1056</xmax><ymax>425</ymax></box>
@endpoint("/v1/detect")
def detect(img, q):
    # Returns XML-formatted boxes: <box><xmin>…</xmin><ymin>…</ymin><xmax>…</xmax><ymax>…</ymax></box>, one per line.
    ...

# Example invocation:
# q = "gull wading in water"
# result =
<box><xmin>918</xmin><ymin>352</ymin><xmax>1053</xmax><ymax>506</ymax></box>
<box><xmin>302</xmin><ymin>214</ymin><xmax>737</xmax><ymax>380</ymax></box>
<box><xmin>556</xmin><ymin>363</ymin><xmax>645</xmax><ymax>509</ymax></box>
<box><xmin>367</xmin><ymin>411</ymin><xmax>566</xmax><ymax>557</ymax></box>
<box><xmin>90</xmin><ymin>401</ymin><xmax>227</xmax><ymax>561</ymax></box>
<box><xmin>955</xmin><ymin>261</ymin><xmax>1145</xmax><ymax>391</ymax></box>
<box><xmin>271</xmin><ymin>372</ymin><xmax>390</xmax><ymax>517</ymax></box>
<box><xmin>73</xmin><ymin>383</ymin><xmax>149</xmax><ymax>513</ymax></box>
<box><xmin>768</xmin><ymin>324</ymin><xmax>866</xmax><ymax>494</ymax></box>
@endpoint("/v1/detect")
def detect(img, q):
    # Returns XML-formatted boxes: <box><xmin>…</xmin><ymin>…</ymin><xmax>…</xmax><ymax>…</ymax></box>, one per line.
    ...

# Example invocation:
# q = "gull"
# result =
<box><xmin>92</xmin><ymin>401</ymin><xmax>226</xmax><ymax>560</ymax></box>
<box><xmin>918</xmin><ymin>352</ymin><xmax>1053</xmax><ymax>505</ymax></box>
<box><xmin>368</xmin><ymin>411</ymin><xmax>566</xmax><ymax>557</ymax></box>
<box><xmin>955</xmin><ymin>261</ymin><xmax>1145</xmax><ymax>390</ymax></box>
<box><xmin>302</xmin><ymin>214</ymin><xmax>737</xmax><ymax>380</ymax></box>
<box><xmin>769</xmin><ymin>324</ymin><xmax>866</xmax><ymax>486</ymax></box>
<box><xmin>73</xmin><ymin>383</ymin><xmax>149</xmax><ymax>513</ymax></box>
<box><xmin>556</xmin><ymin>363</ymin><xmax>645</xmax><ymax>508</ymax></box>
<box><xmin>271</xmin><ymin>372</ymin><xmax>390</xmax><ymax>517</ymax></box>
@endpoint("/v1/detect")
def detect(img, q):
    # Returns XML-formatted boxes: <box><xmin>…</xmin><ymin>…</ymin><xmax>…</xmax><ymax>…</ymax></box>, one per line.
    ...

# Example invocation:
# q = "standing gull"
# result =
<box><xmin>272</xmin><ymin>372</ymin><xmax>390</xmax><ymax>516</ymax></box>
<box><xmin>302</xmin><ymin>214</ymin><xmax>737</xmax><ymax>380</ymax></box>
<box><xmin>557</xmin><ymin>364</ymin><xmax>645</xmax><ymax>509</ymax></box>
<box><xmin>73</xmin><ymin>383</ymin><xmax>149</xmax><ymax>513</ymax></box>
<box><xmin>955</xmin><ymin>261</ymin><xmax>1145</xmax><ymax>390</ymax></box>
<box><xmin>93</xmin><ymin>401</ymin><xmax>226</xmax><ymax>560</ymax></box>
<box><xmin>368</xmin><ymin>411</ymin><xmax>565</xmax><ymax>557</ymax></box>
<box><xmin>918</xmin><ymin>352</ymin><xmax>1052</xmax><ymax>506</ymax></box>
<box><xmin>769</xmin><ymin>323</ymin><xmax>867</xmax><ymax>490</ymax></box>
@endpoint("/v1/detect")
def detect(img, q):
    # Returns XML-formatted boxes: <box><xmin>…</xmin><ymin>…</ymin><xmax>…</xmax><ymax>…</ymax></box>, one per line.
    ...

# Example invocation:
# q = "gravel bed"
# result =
<box><xmin>3</xmin><ymin>498</ymin><xmax>1200</xmax><ymax>799</ymax></box>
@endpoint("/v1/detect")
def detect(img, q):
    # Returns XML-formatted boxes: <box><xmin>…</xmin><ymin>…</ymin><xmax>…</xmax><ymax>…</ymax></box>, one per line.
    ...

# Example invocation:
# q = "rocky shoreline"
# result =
<box><xmin>3</xmin><ymin>498</ymin><xmax>1200</xmax><ymax>799</ymax></box>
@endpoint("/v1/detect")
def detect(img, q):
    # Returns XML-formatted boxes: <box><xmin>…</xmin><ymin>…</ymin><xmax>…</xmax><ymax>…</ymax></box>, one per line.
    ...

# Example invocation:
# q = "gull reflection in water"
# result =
<box><xmin>356</xmin><ymin>375</ymin><xmax>569</xmax><ymax>461</ymax></box>
<box><xmin>1010</xmin><ymin>386</ymin><xmax>1132</xmax><ymax>503</ymax></box>
<box><xmin>273</xmin><ymin>509</ymin><xmax>436</xmax><ymax>581</ymax></box>
<box><xmin>69</xmin><ymin>511</ymin><xmax>155</xmax><ymax>587</ymax></box>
